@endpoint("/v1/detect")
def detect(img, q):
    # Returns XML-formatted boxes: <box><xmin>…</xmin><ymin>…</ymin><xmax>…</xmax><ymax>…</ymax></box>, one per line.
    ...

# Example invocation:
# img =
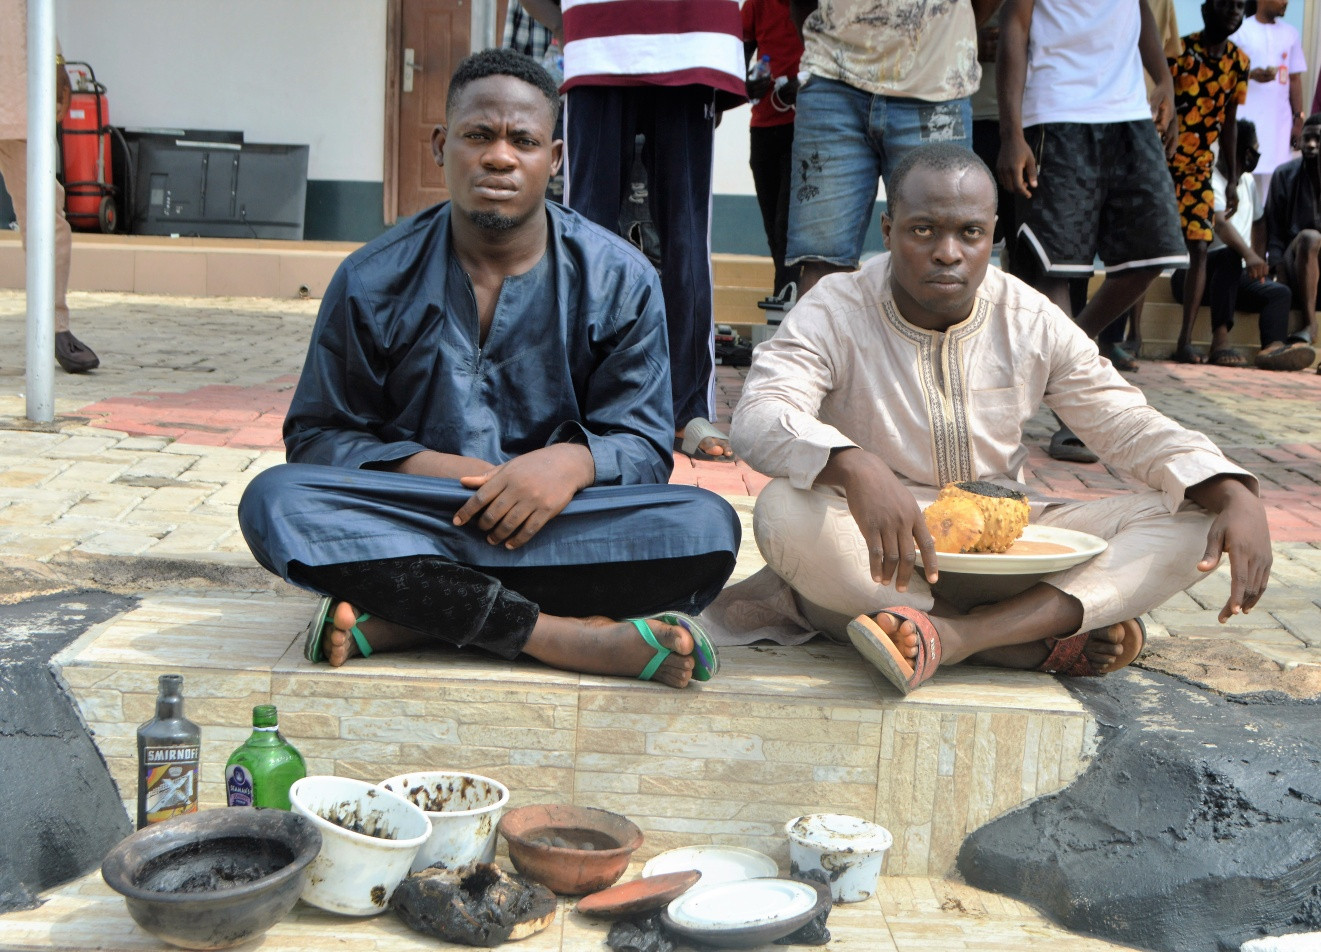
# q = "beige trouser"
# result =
<box><xmin>753</xmin><ymin>478</ymin><xmax>1216</xmax><ymax>640</ymax></box>
<box><xmin>0</xmin><ymin>138</ymin><xmax>71</xmax><ymax>332</ymax></box>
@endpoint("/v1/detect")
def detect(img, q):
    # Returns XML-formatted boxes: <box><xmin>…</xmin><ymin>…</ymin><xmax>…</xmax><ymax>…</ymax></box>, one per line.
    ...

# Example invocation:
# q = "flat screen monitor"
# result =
<box><xmin>129</xmin><ymin>136</ymin><xmax>309</xmax><ymax>240</ymax></box>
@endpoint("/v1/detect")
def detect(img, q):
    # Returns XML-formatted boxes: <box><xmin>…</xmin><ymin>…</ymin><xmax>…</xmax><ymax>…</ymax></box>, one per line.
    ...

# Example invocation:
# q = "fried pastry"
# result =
<box><xmin>925</xmin><ymin>481</ymin><xmax>1030</xmax><ymax>553</ymax></box>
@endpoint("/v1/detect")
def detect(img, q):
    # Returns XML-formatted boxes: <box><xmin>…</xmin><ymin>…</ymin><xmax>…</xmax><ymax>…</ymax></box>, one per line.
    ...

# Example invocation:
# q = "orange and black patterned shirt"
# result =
<box><xmin>1168</xmin><ymin>32</ymin><xmax>1249</xmax><ymax>171</ymax></box>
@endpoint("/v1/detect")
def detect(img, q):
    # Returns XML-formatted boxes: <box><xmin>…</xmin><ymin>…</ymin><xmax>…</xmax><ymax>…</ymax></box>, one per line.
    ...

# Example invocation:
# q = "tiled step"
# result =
<box><xmin>54</xmin><ymin>590</ymin><xmax>1097</xmax><ymax>881</ymax></box>
<box><xmin>0</xmin><ymin>231</ymin><xmax>355</xmax><ymax>300</ymax></box>
<box><xmin>0</xmin><ymin>866</ymin><xmax>1138</xmax><ymax>952</ymax></box>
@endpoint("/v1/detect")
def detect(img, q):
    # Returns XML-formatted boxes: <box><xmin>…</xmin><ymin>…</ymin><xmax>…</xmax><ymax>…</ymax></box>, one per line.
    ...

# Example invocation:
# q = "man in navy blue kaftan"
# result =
<box><xmin>239</xmin><ymin>49</ymin><xmax>740</xmax><ymax>688</ymax></box>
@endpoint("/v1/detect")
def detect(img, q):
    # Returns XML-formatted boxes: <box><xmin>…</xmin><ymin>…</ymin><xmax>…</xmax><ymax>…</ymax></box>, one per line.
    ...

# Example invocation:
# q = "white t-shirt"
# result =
<box><xmin>1021</xmin><ymin>0</ymin><xmax>1149</xmax><ymax>127</ymax></box>
<box><xmin>1228</xmin><ymin>16</ymin><xmax>1307</xmax><ymax>175</ymax></box>
<box><xmin>1208</xmin><ymin>169</ymin><xmax>1260</xmax><ymax>254</ymax></box>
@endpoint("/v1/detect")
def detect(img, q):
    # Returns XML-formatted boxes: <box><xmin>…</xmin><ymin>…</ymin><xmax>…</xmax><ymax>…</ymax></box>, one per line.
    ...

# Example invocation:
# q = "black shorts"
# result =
<box><xmin>1016</xmin><ymin>120</ymin><xmax>1188</xmax><ymax>278</ymax></box>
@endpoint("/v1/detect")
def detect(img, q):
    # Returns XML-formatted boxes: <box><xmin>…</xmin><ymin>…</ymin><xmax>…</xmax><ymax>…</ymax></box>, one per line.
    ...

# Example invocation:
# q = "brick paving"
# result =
<box><xmin>2</xmin><ymin>289</ymin><xmax>1321</xmax><ymax>669</ymax></box>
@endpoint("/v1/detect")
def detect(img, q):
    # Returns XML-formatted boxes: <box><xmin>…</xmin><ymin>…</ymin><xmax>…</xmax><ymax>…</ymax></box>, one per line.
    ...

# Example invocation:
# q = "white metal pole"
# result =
<box><xmin>25</xmin><ymin>0</ymin><xmax>56</xmax><ymax>423</ymax></box>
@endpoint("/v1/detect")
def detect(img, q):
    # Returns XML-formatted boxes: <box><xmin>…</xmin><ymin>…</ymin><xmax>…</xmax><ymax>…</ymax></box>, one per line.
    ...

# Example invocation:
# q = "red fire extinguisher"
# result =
<box><xmin>59</xmin><ymin>61</ymin><xmax>117</xmax><ymax>233</ymax></box>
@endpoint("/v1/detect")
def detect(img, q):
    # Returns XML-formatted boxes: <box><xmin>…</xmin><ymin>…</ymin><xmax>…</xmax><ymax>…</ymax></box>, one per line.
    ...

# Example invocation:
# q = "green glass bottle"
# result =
<box><xmin>225</xmin><ymin>705</ymin><xmax>306</xmax><ymax>810</ymax></box>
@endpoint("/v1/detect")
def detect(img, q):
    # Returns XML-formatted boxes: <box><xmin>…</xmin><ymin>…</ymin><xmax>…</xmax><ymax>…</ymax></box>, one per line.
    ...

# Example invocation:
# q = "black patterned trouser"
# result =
<box><xmin>296</xmin><ymin>553</ymin><xmax>732</xmax><ymax>660</ymax></box>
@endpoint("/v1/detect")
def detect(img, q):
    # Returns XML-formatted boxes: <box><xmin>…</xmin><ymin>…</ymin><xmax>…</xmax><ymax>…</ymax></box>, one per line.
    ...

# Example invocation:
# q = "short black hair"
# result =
<box><xmin>1305</xmin><ymin>112</ymin><xmax>1321</xmax><ymax>128</ymax></box>
<box><xmin>447</xmin><ymin>48</ymin><xmax>560</xmax><ymax>126</ymax></box>
<box><xmin>886</xmin><ymin>144</ymin><xmax>996</xmax><ymax>215</ymax></box>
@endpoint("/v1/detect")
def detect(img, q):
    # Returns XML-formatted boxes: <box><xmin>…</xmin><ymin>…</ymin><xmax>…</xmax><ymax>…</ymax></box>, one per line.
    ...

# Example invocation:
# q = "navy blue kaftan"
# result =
<box><xmin>240</xmin><ymin>202</ymin><xmax>739</xmax><ymax>604</ymax></box>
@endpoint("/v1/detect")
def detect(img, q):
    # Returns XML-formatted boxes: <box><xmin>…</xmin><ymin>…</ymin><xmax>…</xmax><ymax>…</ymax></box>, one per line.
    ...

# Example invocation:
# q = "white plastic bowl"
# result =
<box><xmin>378</xmin><ymin>771</ymin><xmax>509</xmax><ymax>873</ymax></box>
<box><xmin>289</xmin><ymin>775</ymin><xmax>431</xmax><ymax>916</ymax></box>
<box><xmin>785</xmin><ymin>813</ymin><xmax>892</xmax><ymax>903</ymax></box>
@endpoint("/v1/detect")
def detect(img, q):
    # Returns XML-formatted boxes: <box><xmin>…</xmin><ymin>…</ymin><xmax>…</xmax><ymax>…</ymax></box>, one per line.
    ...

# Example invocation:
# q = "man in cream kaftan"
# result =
<box><xmin>708</xmin><ymin>144</ymin><xmax>1272</xmax><ymax>692</ymax></box>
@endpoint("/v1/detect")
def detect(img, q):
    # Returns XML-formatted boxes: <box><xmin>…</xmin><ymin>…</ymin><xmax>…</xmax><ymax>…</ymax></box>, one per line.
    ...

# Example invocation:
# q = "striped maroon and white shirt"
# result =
<box><xmin>561</xmin><ymin>0</ymin><xmax>746</xmax><ymax>98</ymax></box>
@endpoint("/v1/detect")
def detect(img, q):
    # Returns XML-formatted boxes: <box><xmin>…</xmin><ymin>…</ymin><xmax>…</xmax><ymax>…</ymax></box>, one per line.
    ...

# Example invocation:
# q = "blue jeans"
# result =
<box><xmin>786</xmin><ymin>76</ymin><xmax>971</xmax><ymax>268</ymax></box>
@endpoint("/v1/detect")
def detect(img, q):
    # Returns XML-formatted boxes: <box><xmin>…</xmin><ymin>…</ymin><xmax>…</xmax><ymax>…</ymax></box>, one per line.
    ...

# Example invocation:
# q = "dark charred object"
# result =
<box><xmin>607</xmin><ymin>915</ymin><xmax>675</xmax><ymax>952</ymax></box>
<box><xmin>777</xmin><ymin>875</ymin><xmax>833</xmax><ymax>945</ymax></box>
<box><xmin>951</xmin><ymin>480</ymin><xmax>1028</xmax><ymax>501</ymax></box>
<box><xmin>390</xmin><ymin>861</ymin><xmax>557</xmax><ymax>947</ymax></box>
<box><xmin>100</xmin><ymin>807</ymin><xmax>321</xmax><ymax>950</ymax></box>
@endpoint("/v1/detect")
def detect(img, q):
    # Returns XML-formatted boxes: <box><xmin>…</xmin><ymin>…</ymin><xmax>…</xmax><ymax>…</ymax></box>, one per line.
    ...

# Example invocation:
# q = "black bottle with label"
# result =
<box><xmin>135</xmin><ymin>674</ymin><xmax>201</xmax><ymax>829</ymax></box>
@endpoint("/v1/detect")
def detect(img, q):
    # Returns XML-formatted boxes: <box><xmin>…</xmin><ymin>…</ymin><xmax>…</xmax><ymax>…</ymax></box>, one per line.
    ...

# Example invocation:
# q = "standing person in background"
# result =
<box><xmin>742</xmin><ymin>0</ymin><xmax>804</xmax><ymax>312</ymax></box>
<box><xmin>998</xmin><ymin>0</ymin><xmax>1188</xmax><ymax>464</ymax></box>
<box><xmin>1229</xmin><ymin>0</ymin><xmax>1306</xmax><ymax>197</ymax></box>
<box><xmin>969</xmin><ymin>6</ymin><xmax>1016</xmax><ymax>270</ymax></box>
<box><xmin>502</xmin><ymin>2</ymin><xmax>564</xmax><ymax>201</ymax></box>
<box><xmin>786</xmin><ymin>0</ymin><xmax>1000</xmax><ymax>297</ymax></box>
<box><xmin>1097</xmin><ymin>0</ymin><xmax>1184</xmax><ymax>370</ymax></box>
<box><xmin>1166</xmin><ymin>0</ymin><xmax>1249</xmax><ymax>367</ymax></box>
<box><xmin>544</xmin><ymin>0</ymin><xmax>747</xmax><ymax>462</ymax></box>
<box><xmin>0</xmin><ymin>0</ymin><xmax>100</xmax><ymax>373</ymax></box>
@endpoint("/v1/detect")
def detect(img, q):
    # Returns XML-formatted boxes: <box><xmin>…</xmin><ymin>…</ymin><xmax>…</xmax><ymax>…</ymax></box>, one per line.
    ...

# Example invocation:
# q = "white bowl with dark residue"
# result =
<box><xmin>378</xmin><ymin>771</ymin><xmax>509</xmax><ymax>873</ymax></box>
<box><xmin>785</xmin><ymin>813</ymin><xmax>892</xmax><ymax>903</ymax></box>
<box><xmin>289</xmin><ymin>775</ymin><xmax>431</xmax><ymax>916</ymax></box>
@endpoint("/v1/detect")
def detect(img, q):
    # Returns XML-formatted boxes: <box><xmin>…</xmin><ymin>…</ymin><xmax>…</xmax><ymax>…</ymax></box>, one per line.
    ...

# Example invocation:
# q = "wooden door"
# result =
<box><xmin>385</xmin><ymin>0</ymin><xmax>471</xmax><ymax>222</ymax></box>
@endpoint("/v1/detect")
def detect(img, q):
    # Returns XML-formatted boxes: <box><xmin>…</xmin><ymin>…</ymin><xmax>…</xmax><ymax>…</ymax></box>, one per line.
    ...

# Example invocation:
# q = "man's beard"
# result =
<box><xmin>469</xmin><ymin>210</ymin><xmax>521</xmax><ymax>232</ymax></box>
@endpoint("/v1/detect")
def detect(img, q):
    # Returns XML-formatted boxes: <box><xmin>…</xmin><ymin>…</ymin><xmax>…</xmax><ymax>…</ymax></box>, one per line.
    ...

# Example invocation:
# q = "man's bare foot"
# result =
<box><xmin>324</xmin><ymin>601</ymin><xmax>425</xmax><ymax>666</ymax></box>
<box><xmin>967</xmin><ymin>622</ymin><xmax>1132</xmax><ymax>673</ymax></box>
<box><xmin>677</xmin><ymin>419</ymin><xmax>735</xmax><ymax>460</ymax></box>
<box><xmin>693</xmin><ymin>435</ymin><xmax>733</xmax><ymax>458</ymax></box>
<box><xmin>863</xmin><ymin>610</ymin><xmax>922</xmax><ymax>661</ymax></box>
<box><xmin>522</xmin><ymin>614</ymin><xmax>699</xmax><ymax>688</ymax></box>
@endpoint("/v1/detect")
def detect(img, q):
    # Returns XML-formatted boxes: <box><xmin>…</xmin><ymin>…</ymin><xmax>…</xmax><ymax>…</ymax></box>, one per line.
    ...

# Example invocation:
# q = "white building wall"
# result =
<box><xmin>55</xmin><ymin>0</ymin><xmax>387</xmax><ymax>182</ymax></box>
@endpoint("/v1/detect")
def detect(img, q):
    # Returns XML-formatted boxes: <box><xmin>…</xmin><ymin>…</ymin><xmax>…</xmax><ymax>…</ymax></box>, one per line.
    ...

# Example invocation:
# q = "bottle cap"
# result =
<box><xmin>252</xmin><ymin>704</ymin><xmax>278</xmax><ymax>727</ymax></box>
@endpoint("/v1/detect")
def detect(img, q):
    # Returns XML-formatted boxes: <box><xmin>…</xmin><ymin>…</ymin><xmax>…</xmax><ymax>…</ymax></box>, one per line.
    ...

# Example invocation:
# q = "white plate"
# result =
<box><xmin>917</xmin><ymin>525</ymin><xmax>1107</xmax><ymax>575</ymax></box>
<box><xmin>642</xmin><ymin>845</ymin><xmax>778</xmax><ymax>884</ymax></box>
<box><xmin>665</xmin><ymin>878</ymin><xmax>820</xmax><ymax>931</ymax></box>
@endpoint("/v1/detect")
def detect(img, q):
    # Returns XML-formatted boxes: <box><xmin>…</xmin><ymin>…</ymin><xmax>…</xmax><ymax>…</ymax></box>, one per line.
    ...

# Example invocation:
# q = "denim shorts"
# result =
<box><xmin>786</xmin><ymin>75</ymin><xmax>972</xmax><ymax>269</ymax></box>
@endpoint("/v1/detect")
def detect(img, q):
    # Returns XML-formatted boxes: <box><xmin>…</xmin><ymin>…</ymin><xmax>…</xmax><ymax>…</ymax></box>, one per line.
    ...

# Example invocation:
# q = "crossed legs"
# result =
<box><xmin>752</xmin><ymin>479</ymin><xmax>1215</xmax><ymax>676</ymax></box>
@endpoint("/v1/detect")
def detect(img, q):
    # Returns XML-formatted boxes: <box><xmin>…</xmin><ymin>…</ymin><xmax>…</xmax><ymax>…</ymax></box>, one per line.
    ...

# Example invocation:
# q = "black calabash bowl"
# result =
<box><xmin>101</xmin><ymin>807</ymin><xmax>321</xmax><ymax>950</ymax></box>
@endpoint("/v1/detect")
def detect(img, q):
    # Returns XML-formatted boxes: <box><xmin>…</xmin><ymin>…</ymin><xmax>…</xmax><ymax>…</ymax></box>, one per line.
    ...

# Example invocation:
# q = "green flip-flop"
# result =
<box><xmin>303</xmin><ymin>595</ymin><xmax>374</xmax><ymax>663</ymax></box>
<box><xmin>629</xmin><ymin>611</ymin><xmax>719</xmax><ymax>682</ymax></box>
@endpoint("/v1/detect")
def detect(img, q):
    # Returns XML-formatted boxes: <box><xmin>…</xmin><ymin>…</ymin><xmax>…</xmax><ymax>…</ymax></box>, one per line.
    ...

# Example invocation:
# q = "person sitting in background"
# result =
<box><xmin>1171</xmin><ymin>118</ymin><xmax>1314</xmax><ymax>371</ymax></box>
<box><xmin>238</xmin><ymin>49</ymin><xmax>739</xmax><ymax>688</ymax></box>
<box><xmin>1166</xmin><ymin>0</ymin><xmax>1248</xmax><ymax>366</ymax></box>
<box><xmin>1264</xmin><ymin>112</ymin><xmax>1321</xmax><ymax>357</ymax></box>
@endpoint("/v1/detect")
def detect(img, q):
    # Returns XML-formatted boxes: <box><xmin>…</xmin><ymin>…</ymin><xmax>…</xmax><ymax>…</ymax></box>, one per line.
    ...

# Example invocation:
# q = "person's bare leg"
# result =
<box><xmin>325</xmin><ymin>601</ymin><xmax>701</xmax><ymax>688</ymax></box>
<box><xmin>1176</xmin><ymin>241</ymin><xmax>1209</xmax><ymax>353</ymax></box>
<box><xmin>1036</xmin><ymin>276</ymin><xmax>1075</xmax><ymax>317</ymax></box>
<box><xmin>325</xmin><ymin>601</ymin><xmax>426</xmax><ymax>666</ymax></box>
<box><xmin>1074</xmin><ymin>265</ymin><xmax>1162</xmax><ymax>339</ymax></box>
<box><xmin>1209</xmin><ymin>323</ymin><xmax>1232</xmax><ymax>357</ymax></box>
<box><xmin>521</xmin><ymin>614</ymin><xmax>699</xmax><ymax>687</ymax></box>
<box><xmin>1292</xmin><ymin>231</ymin><xmax>1321</xmax><ymax>343</ymax></box>
<box><xmin>797</xmin><ymin>260</ymin><xmax>849</xmax><ymax>297</ymax></box>
<box><xmin>863</xmin><ymin>581</ymin><xmax>1084</xmax><ymax>665</ymax></box>
<box><xmin>1128</xmin><ymin>292</ymin><xmax>1145</xmax><ymax>355</ymax></box>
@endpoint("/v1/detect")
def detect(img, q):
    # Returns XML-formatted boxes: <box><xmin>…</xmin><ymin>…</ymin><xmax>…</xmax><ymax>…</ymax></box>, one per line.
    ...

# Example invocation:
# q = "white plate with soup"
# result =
<box><xmin>916</xmin><ymin>525</ymin><xmax>1107</xmax><ymax>575</ymax></box>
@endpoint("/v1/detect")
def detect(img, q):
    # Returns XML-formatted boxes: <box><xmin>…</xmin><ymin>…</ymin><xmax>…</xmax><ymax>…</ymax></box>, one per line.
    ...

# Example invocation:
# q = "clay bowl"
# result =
<box><xmin>101</xmin><ymin>807</ymin><xmax>321</xmax><ymax>950</ymax></box>
<box><xmin>497</xmin><ymin>804</ymin><xmax>642</xmax><ymax>895</ymax></box>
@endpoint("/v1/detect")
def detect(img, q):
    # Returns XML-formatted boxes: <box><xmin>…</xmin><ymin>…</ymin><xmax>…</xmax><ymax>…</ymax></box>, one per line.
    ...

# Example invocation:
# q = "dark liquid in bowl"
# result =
<box><xmin>136</xmin><ymin>837</ymin><xmax>294</xmax><ymax>893</ymax></box>
<box><xmin>524</xmin><ymin>826</ymin><xmax>620</xmax><ymax>851</ymax></box>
